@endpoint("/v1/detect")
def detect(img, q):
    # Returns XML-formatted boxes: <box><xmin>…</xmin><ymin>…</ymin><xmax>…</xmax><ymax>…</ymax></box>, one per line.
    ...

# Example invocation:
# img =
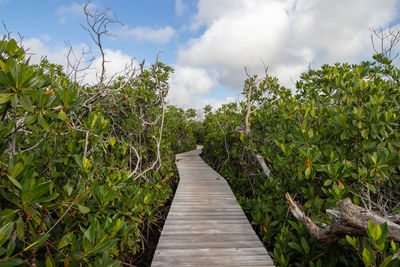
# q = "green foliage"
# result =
<box><xmin>0</xmin><ymin>37</ymin><xmax>196</xmax><ymax>265</ymax></box>
<box><xmin>347</xmin><ymin>221</ymin><xmax>400</xmax><ymax>267</ymax></box>
<box><xmin>202</xmin><ymin>54</ymin><xmax>400</xmax><ymax>265</ymax></box>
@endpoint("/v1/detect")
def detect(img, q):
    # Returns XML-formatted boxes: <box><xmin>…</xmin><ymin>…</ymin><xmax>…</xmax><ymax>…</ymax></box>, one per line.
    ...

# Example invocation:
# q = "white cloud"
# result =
<box><xmin>178</xmin><ymin>0</ymin><xmax>400</xmax><ymax>94</ymax></box>
<box><xmin>117</xmin><ymin>25</ymin><xmax>176</xmax><ymax>44</ymax></box>
<box><xmin>23</xmin><ymin>38</ymin><xmax>69</xmax><ymax>66</ymax></box>
<box><xmin>191</xmin><ymin>96</ymin><xmax>237</xmax><ymax>110</ymax></box>
<box><xmin>82</xmin><ymin>49</ymin><xmax>140</xmax><ymax>84</ymax></box>
<box><xmin>175</xmin><ymin>0</ymin><xmax>188</xmax><ymax>16</ymax></box>
<box><xmin>22</xmin><ymin>37</ymin><xmax>139</xmax><ymax>85</ymax></box>
<box><xmin>56</xmin><ymin>3</ymin><xmax>82</xmax><ymax>24</ymax></box>
<box><xmin>56</xmin><ymin>2</ymin><xmax>97</xmax><ymax>24</ymax></box>
<box><xmin>167</xmin><ymin>66</ymin><xmax>217</xmax><ymax>108</ymax></box>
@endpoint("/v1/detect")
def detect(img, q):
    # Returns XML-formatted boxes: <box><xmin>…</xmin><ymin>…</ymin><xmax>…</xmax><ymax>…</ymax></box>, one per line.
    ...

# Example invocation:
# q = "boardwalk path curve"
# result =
<box><xmin>151</xmin><ymin>146</ymin><xmax>274</xmax><ymax>266</ymax></box>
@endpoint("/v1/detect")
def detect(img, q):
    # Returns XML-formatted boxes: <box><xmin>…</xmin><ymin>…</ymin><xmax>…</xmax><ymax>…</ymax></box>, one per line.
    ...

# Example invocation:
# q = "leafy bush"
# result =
<box><xmin>201</xmin><ymin>54</ymin><xmax>400</xmax><ymax>265</ymax></box>
<box><xmin>347</xmin><ymin>221</ymin><xmax>399</xmax><ymax>267</ymax></box>
<box><xmin>0</xmin><ymin>37</ymin><xmax>196</xmax><ymax>265</ymax></box>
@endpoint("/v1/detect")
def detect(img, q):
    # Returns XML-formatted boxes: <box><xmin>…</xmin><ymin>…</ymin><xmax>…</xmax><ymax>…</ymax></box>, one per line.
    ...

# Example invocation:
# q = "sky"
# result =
<box><xmin>1</xmin><ymin>0</ymin><xmax>399</xmax><ymax>109</ymax></box>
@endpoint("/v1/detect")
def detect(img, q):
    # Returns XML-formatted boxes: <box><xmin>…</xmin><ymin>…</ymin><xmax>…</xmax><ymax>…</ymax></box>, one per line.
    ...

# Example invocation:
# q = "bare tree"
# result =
<box><xmin>81</xmin><ymin>1</ymin><xmax>121</xmax><ymax>85</ymax></box>
<box><xmin>370</xmin><ymin>26</ymin><xmax>400</xmax><ymax>61</ymax></box>
<box><xmin>65</xmin><ymin>42</ymin><xmax>95</xmax><ymax>84</ymax></box>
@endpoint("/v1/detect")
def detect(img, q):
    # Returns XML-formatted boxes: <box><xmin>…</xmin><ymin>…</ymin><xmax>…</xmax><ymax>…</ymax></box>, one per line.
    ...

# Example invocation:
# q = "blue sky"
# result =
<box><xmin>1</xmin><ymin>0</ymin><xmax>400</xmax><ymax>109</ymax></box>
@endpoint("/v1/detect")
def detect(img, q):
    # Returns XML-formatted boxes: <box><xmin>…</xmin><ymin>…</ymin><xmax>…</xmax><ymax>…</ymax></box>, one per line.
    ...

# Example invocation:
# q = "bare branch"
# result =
<box><xmin>81</xmin><ymin>1</ymin><xmax>122</xmax><ymax>85</ymax></box>
<box><xmin>286</xmin><ymin>193</ymin><xmax>400</xmax><ymax>243</ymax></box>
<box><xmin>21</xmin><ymin>134</ymin><xmax>47</xmax><ymax>153</ymax></box>
<box><xmin>370</xmin><ymin>26</ymin><xmax>400</xmax><ymax>61</ymax></box>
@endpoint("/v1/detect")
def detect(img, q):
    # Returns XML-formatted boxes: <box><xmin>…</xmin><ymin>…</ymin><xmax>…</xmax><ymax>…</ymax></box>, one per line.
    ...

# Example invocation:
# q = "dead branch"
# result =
<box><xmin>255</xmin><ymin>154</ymin><xmax>270</xmax><ymax>178</ymax></box>
<box><xmin>244</xmin><ymin>66</ymin><xmax>252</xmax><ymax>135</ymax></box>
<box><xmin>81</xmin><ymin>1</ymin><xmax>121</xmax><ymax>85</ymax></box>
<box><xmin>286</xmin><ymin>193</ymin><xmax>400</xmax><ymax>243</ymax></box>
<box><xmin>65</xmin><ymin>41</ymin><xmax>94</xmax><ymax>84</ymax></box>
<box><xmin>370</xmin><ymin>27</ymin><xmax>400</xmax><ymax>61</ymax></box>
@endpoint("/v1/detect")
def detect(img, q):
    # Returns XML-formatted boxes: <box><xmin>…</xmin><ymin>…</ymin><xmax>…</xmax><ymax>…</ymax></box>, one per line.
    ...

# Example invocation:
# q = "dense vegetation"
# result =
<box><xmin>1</xmin><ymin>6</ymin><xmax>400</xmax><ymax>265</ymax></box>
<box><xmin>201</xmin><ymin>53</ymin><xmax>400</xmax><ymax>266</ymax></box>
<box><xmin>0</xmin><ymin>36</ymin><xmax>197</xmax><ymax>266</ymax></box>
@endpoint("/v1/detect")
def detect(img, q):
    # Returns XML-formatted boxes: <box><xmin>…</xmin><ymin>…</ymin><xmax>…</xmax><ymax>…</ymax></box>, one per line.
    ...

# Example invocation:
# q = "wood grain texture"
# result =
<box><xmin>151</xmin><ymin>146</ymin><xmax>274</xmax><ymax>266</ymax></box>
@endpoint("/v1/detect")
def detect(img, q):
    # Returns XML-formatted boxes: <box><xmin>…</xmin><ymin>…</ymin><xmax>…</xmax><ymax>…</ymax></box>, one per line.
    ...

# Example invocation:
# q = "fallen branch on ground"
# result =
<box><xmin>285</xmin><ymin>192</ymin><xmax>400</xmax><ymax>243</ymax></box>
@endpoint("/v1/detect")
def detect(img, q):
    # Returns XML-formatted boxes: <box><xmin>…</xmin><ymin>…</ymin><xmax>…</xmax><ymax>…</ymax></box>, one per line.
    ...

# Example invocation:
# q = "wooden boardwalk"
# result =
<box><xmin>151</xmin><ymin>147</ymin><xmax>274</xmax><ymax>266</ymax></box>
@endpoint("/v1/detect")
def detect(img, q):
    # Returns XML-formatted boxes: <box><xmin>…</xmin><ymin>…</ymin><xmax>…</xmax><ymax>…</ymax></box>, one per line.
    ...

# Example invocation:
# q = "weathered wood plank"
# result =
<box><xmin>151</xmin><ymin>147</ymin><xmax>274</xmax><ymax>266</ymax></box>
<box><xmin>159</xmin><ymin>233</ymin><xmax>261</xmax><ymax>242</ymax></box>
<box><xmin>152</xmin><ymin>255</ymin><xmax>274</xmax><ymax>267</ymax></box>
<box><xmin>156</xmin><ymin>240</ymin><xmax>266</xmax><ymax>249</ymax></box>
<box><xmin>154</xmin><ymin>247</ymin><xmax>270</xmax><ymax>257</ymax></box>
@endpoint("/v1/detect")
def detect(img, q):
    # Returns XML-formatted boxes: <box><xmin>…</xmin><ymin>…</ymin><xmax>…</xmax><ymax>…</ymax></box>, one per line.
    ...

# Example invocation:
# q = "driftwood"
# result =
<box><xmin>286</xmin><ymin>193</ymin><xmax>400</xmax><ymax>243</ymax></box>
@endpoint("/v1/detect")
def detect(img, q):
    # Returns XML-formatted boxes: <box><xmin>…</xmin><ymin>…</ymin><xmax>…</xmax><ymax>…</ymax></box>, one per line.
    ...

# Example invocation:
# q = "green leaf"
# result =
<box><xmin>9</xmin><ymin>161</ymin><xmax>23</xmax><ymax>179</ymax></box>
<box><xmin>90</xmin><ymin>239</ymin><xmax>118</xmax><ymax>255</ymax></box>
<box><xmin>304</xmin><ymin>199</ymin><xmax>313</xmax><ymax>208</ymax></box>
<box><xmin>78</xmin><ymin>204</ymin><xmax>90</xmax><ymax>214</ymax></box>
<box><xmin>144</xmin><ymin>193</ymin><xmax>151</xmax><ymax>205</ymax></box>
<box><xmin>288</xmin><ymin>242</ymin><xmax>303</xmax><ymax>254</ymax></box>
<box><xmin>19</xmin><ymin>95</ymin><xmax>33</xmax><ymax>112</ymax></box>
<box><xmin>6</xmin><ymin>39</ymin><xmax>18</xmax><ymax>54</ymax></box>
<box><xmin>346</xmin><ymin>235</ymin><xmax>356</xmax><ymax>248</ymax></box>
<box><xmin>73</xmin><ymin>154</ymin><xmax>83</xmax><ymax>168</ymax></box>
<box><xmin>109</xmin><ymin>136</ymin><xmax>116</xmax><ymax>147</ymax></box>
<box><xmin>58</xmin><ymin>232</ymin><xmax>74</xmax><ymax>249</ymax></box>
<box><xmin>16</xmin><ymin>216</ymin><xmax>24</xmax><ymax>239</ymax></box>
<box><xmin>23</xmin><ymin>234</ymin><xmax>50</xmax><ymax>251</ymax></box>
<box><xmin>377</xmin><ymin>222</ymin><xmax>388</xmax><ymax>245</ymax></box>
<box><xmin>58</xmin><ymin>109</ymin><xmax>67</xmax><ymax>121</ymax></box>
<box><xmin>24</xmin><ymin>114</ymin><xmax>37</xmax><ymax>125</ymax></box>
<box><xmin>0</xmin><ymin>222</ymin><xmax>14</xmax><ymax>247</ymax></box>
<box><xmin>7</xmin><ymin>175</ymin><xmax>22</xmax><ymax>190</ymax></box>
<box><xmin>38</xmin><ymin>113</ymin><xmax>50</xmax><ymax>132</ymax></box>
<box><xmin>0</xmin><ymin>209</ymin><xmax>18</xmax><ymax>225</ymax></box>
<box><xmin>280</xmin><ymin>143</ymin><xmax>286</xmax><ymax>154</ymax></box>
<box><xmin>6</xmin><ymin>241</ymin><xmax>16</xmax><ymax>257</ymax></box>
<box><xmin>36</xmin><ymin>193</ymin><xmax>59</xmax><ymax>203</ymax></box>
<box><xmin>376</xmin><ymin>242</ymin><xmax>385</xmax><ymax>252</ymax></box>
<box><xmin>91</xmin><ymin>114</ymin><xmax>98</xmax><ymax>128</ymax></box>
<box><xmin>10</xmin><ymin>94</ymin><xmax>18</xmax><ymax>107</ymax></box>
<box><xmin>366</xmin><ymin>183</ymin><xmax>377</xmax><ymax>194</ymax></box>
<box><xmin>362</xmin><ymin>248</ymin><xmax>373</xmax><ymax>266</ymax></box>
<box><xmin>305</xmin><ymin>166</ymin><xmax>311</xmax><ymax>178</ymax></box>
<box><xmin>390</xmin><ymin>240</ymin><xmax>398</xmax><ymax>254</ymax></box>
<box><xmin>0</xmin><ymin>258</ymin><xmax>24</xmax><ymax>267</ymax></box>
<box><xmin>0</xmin><ymin>93</ymin><xmax>11</xmax><ymax>104</ymax></box>
<box><xmin>301</xmin><ymin>237</ymin><xmax>310</xmax><ymax>255</ymax></box>
<box><xmin>45</xmin><ymin>256</ymin><xmax>54</xmax><ymax>267</ymax></box>
<box><xmin>83</xmin><ymin>158</ymin><xmax>91</xmax><ymax>169</ymax></box>
<box><xmin>312</xmin><ymin>152</ymin><xmax>322</xmax><ymax>162</ymax></box>
<box><xmin>21</xmin><ymin>181</ymin><xmax>51</xmax><ymax>204</ymax></box>
<box><xmin>380</xmin><ymin>255</ymin><xmax>394</xmax><ymax>267</ymax></box>
<box><xmin>83</xmin><ymin>237</ymin><xmax>92</xmax><ymax>252</ymax></box>
<box><xmin>83</xmin><ymin>225</ymin><xmax>95</xmax><ymax>246</ymax></box>
<box><xmin>369</xmin><ymin>221</ymin><xmax>382</xmax><ymax>241</ymax></box>
<box><xmin>371</xmin><ymin>155</ymin><xmax>377</xmax><ymax>165</ymax></box>
<box><xmin>111</xmin><ymin>218</ymin><xmax>121</xmax><ymax>236</ymax></box>
<box><xmin>66</xmin><ymin>181</ymin><xmax>73</xmax><ymax>196</ymax></box>
<box><xmin>323</xmin><ymin>179</ymin><xmax>333</xmax><ymax>186</ymax></box>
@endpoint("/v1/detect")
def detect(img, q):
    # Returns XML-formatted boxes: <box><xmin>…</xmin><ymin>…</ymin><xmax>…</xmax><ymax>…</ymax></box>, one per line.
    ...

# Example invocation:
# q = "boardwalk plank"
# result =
<box><xmin>151</xmin><ymin>147</ymin><xmax>274</xmax><ymax>266</ymax></box>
